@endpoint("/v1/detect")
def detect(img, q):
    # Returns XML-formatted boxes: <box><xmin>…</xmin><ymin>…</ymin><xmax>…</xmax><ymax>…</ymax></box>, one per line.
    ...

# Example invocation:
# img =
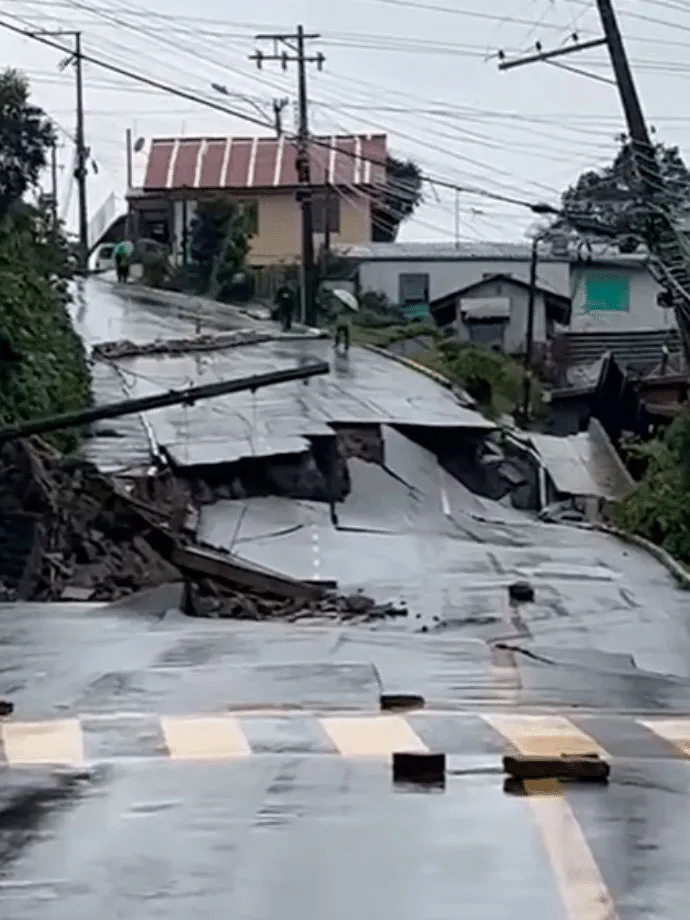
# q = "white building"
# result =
<box><xmin>332</xmin><ymin>240</ymin><xmax>676</xmax><ymax>337</ymax></box>
<box><xmin>430</xmin><ymin>273</ymin><xmax>570</xmax><ymax>355</ymax></box>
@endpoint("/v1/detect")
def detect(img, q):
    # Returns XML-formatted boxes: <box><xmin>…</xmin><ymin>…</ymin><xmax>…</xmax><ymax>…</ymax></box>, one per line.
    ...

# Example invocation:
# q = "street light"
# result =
<box><xmin>209</xmin><ymin>83</ymin><xmax>271</xmax><ymax>122</ymax></box>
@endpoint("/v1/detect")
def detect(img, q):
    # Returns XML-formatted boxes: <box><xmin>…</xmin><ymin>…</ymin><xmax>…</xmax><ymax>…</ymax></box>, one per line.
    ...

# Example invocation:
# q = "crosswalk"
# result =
<box><xmin>2</xmin><ymin>710</ymin><xmax>690</xmax><ymax>766</ymax></box>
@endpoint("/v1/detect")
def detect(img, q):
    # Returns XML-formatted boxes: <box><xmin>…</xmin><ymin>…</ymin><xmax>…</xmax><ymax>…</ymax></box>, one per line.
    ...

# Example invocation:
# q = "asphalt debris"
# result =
<box><xmin>0</xmin><ymin>440</ymin><xmax>188</xmax><ymax>602</ymax></box>
<box><xmin>0</xmin><ymin>439</ymin><xmax>407</xmax><ymax>625</ymax></box>
<box><xmin>92</xmin><ymin>329</ymin><xmax>272</xmax><ymax>360</ymax></box>
<box><xmin>184</xmin><ymin>580</ymin><xmax>409</xmax><ymax>625</ymax></box>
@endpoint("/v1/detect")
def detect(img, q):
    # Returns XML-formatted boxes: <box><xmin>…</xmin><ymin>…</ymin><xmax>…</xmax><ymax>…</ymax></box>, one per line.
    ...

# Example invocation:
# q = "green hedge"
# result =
<box><xmin>614</xmin><ymin>412</ymin><xmax>690</xmax><ymax>564</ymax></box>
<box><xmin>0</xmin><ymin>209</ymin><xmax>92</xmax><ymax>452</ymax></box>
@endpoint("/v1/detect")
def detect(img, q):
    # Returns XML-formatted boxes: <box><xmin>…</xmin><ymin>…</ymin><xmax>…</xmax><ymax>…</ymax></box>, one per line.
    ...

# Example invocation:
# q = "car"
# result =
<box><xmin>93</xmin><ymin>243</ymin><xmax>116</xmax><ymax>273</ymax></box>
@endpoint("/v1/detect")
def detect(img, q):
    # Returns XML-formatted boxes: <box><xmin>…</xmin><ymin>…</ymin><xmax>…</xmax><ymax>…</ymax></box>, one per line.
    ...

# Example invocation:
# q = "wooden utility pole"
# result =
<box><xmin>125</xmin><ymin>127</ymin><xmax>133</xmax><ymax>189</ymax></box>
<box><xmin>0</xmin><ymin>362</ymin><xmax>329</xmax><ymax>446</ymax></box>
<box><xmin>522</xmin><ymin>235</ymin><xmax>540</xmax><ymax>420</ymax></box>
<box><xmin>73</xmin><ymin>32</ymin><xmax>89</xmax><ymax>273</ymax></box>
<box><xmin>251</xmin><ymin>28</ymin><xmax>325</xmax><ymax>327</ymax></box>
<box><xmin>323</xmin><ymin>166</ymin><xmax>332</xmax><ymax>256</ymax></box>
<box><xmin>50</xmin><ymin>139</ymin><xmax>59</xmax><ymax>232</ymax></box>
<box><xmin>498</xmin><ymin>1</ymin><xmax>690</xmax><ymax>370</ymax></box>
<box><xmin>31</xmin><ymin>29</ymin><xmax>89</xmax><ymax>270</ymax></box>
<box><xmin>594</xmin><ymin>0</ymin><xmax>661</xmax><ymax>199</ymax></box>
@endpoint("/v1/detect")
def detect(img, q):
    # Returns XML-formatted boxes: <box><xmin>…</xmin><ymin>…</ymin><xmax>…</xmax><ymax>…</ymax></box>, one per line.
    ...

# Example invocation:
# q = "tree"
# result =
<box><xmin>614</xmin><ymin>411</ymin><xmax>690</xmax><ymax>562</ymax></box>
<box><xmin>189</xmin><ymin>198</ymin><xmax>252</xmax><ymax>298</ymax></box>
<box><xmin>371</xmin><ymin>155</ymin><xmax>423</xmax><ymax>242</ymax></box>
<box><xmin>0</xmin><ymin>69</ymin><xmax>55</xmax><ymax>218</ymax></box>
<box><xmin>560</xmin><ymin>140</ymin><xmax>690</xmax><ymax>252</ymax></box>
<box><xmin>0</xmin><ymin>69</ymin><xmax>91</xmax><ymax>452</ymax></box>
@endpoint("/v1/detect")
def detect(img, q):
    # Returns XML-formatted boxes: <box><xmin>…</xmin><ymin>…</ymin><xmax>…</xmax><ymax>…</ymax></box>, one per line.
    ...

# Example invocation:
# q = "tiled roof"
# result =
<box><xmin>140</xmin><ymin>134</ymin><xmax>387</xmax><ymax>191</ymax></box>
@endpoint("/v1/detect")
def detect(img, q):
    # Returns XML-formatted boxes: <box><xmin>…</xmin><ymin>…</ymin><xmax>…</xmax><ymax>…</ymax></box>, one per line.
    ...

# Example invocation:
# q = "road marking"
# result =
<box><xmin>638</xmin><ymin>718</ymin><xmax>690</xmax><ymax>756</ymax></box>
<box><xmin>321</xmin><ymin>715</ymin><xmax>428</xmax><ymax>757</ymax></box>
<box><xmin>488</xmin><ymin>646</ymin><xmax>521</xmax><ymax>706</ymax></box>
<box><xmin>482</xmin><ymin>713</ymin><xmax>606</xmax><ymax>757</ymax></box>
<box><xmin>1</xmin><ymin>719</ymin><xmax>85</xmax><ymax>766</ymax></box>
<box><xmin>524</xmin><ymin>779</ymin><xmax>619</xmax><ymax>920</ymax></box>
<box><xmin>160</xmin><ymin>716</ymin><xmax>251</xmax><ymax>760</ymax></box>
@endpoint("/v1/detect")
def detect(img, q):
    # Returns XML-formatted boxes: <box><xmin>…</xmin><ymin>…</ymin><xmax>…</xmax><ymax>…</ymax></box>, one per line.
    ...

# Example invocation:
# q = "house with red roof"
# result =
<box><xmin>128</xmin><ymin>133</ymin><xmax>387</xmax><ymax>267</ymax></box>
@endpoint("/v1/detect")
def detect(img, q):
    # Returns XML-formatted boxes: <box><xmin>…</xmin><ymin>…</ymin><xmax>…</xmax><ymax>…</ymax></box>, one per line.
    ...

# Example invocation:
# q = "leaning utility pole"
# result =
<box><xmin>251</xmin><ymin>28</ymin><xmax>325</xmax><ymax>327</ymax></box>
<box><xmin>0</xmin><ymin>362</ymin><xmax>330</xmax><ymax>446</ymax></box>
<box><xmin>498</xmin><ymin>1</ymin><xmax>690</xmax><ymax>370</ymax></box>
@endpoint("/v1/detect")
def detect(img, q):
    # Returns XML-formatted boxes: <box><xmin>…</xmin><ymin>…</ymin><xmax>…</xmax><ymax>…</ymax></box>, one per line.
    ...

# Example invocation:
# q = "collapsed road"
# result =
<box><xmin>2</xmin><ymin>277</ymin><xmax>690</xmax><ymax>918</ymax></box>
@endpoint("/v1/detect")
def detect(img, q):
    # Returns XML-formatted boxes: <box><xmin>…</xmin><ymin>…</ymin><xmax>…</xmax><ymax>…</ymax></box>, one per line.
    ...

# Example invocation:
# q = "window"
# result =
<box><xmin>312</xmin><ymin>194</ymin><xmax>340</xmax><ymax>234</ymax></box>
<box><xmin>237</xmin><ymin>199</ymin><xmax>258</xmax><ymax>235</ymax></box>
<box><xmin>399</xmin><ymin>273</ymin><xmax>429</xmax><ymax>306</ymax></box>
<box><xmin>467</xmin><ymin>320</ymin><xmax>506</xmax><ymax>349</ymax></box>
<box><xmin>581</xmin><ymin>270</ymin><xmax>630</xmax><ymax>312</ymax></box>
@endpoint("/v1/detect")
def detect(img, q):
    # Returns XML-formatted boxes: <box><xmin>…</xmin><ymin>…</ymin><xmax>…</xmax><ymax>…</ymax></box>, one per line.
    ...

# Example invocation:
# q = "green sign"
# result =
<box><xmin>581</xmin><ymin>272</ymin><xmax>629</xmax><ymax>312</ymax></box>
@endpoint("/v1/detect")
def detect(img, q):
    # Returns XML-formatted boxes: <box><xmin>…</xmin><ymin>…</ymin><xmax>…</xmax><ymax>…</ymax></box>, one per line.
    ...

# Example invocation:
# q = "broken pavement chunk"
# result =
<box><xmin>508</xmin><ymin>580</ymin><xmax>535</xmax><ymax>603</ymax></box>
<box><xmin>503</xmin><ymin>752</ymin><xmax>610</xmax><ymax>782</ymax></box>
<box><xmin>380</xmin><ymin>693</ymin><xmax>425</xmax><ymax>712</ymax></box>
<box><xmin>392</xmin><ymin>752</ymin><xmax>445</xmax><ymax>785</ymax></box>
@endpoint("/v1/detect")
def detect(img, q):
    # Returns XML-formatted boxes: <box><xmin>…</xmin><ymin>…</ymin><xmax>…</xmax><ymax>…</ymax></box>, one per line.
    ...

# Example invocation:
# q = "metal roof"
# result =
<box><xmin>332</xmin><ymin>240</ymin><xmax>650</xmax><ymax>264</ymax></box>
<box><xmin>140</xmin><ymin>134</ymin><xmax>387</xmax><ymax>192</ymax></box>
<box><xmin>431</xmin><ymin>272</ymin><xmax>569</xmax><ymax>305</ymax></box>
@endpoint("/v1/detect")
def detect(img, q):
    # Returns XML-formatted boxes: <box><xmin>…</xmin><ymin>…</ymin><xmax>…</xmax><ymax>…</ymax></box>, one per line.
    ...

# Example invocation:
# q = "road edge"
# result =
<box><xmin>360</xmin><ymin>343</ymin><xmax>452</xmax><ymax>388</ymax></box>
<box><xmin>593</xmin><ymin>522</ymin><xmax>690</xmax><ymax>589</ymax></box>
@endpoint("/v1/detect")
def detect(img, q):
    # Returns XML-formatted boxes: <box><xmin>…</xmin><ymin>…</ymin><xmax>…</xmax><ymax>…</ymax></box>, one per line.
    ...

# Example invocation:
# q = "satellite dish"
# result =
<box><xmin>133</xmin><ymin>136</ymin><xmax>145</xmax><ymax>153</ymax></box>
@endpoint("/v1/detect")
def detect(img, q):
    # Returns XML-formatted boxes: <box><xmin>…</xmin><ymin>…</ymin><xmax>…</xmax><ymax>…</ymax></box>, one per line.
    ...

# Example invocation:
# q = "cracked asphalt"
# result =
<box><xmin>1</xmin><ymin>277</ymin><xmax>689</xmax><ymax>918</ymax></box>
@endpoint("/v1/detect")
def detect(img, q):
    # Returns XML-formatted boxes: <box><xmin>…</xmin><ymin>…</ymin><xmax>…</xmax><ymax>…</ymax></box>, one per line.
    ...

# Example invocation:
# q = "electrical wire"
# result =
<box><xmin>0</xmin><ymin>13</ymin><xmax>571</xmax><ymax>216</ymax></box>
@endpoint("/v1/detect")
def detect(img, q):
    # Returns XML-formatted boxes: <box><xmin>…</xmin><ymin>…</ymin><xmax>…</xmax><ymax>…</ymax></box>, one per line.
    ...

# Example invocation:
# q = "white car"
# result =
<box><xmin>93</xmin><ymin>243</ymin><xmax>116</xmax><ymax>273</ymax></box>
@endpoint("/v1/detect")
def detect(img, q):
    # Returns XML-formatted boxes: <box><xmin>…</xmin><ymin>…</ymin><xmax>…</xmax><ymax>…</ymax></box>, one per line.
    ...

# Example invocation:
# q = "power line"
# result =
<box><xmin>0</xmin><ymin>15</ymin><xmax>560</xmax><ymax>215</ymax></box>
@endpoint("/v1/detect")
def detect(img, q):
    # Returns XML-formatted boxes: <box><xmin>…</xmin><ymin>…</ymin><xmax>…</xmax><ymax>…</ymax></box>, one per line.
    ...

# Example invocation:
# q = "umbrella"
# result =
<box><xmin>332</xmin><ymin>288</ymin><xmax>359</xmax><ymax>312</ymax></box>
<box><xmin>114</xmin><ymin>240</ymin><xmax>135</xmax><ymax>258</ymax></box>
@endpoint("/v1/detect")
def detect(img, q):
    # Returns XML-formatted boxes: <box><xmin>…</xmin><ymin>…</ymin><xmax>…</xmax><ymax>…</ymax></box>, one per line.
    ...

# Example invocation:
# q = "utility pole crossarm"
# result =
<box><xmin>498</xmin><ymin>37</ymin><xmax>607</xmax><ymax>71</ymax></box>
<box><xmin>497</xmin><ymin>0</ymin><xmax>690</xmax><ymax>374</ymax></box>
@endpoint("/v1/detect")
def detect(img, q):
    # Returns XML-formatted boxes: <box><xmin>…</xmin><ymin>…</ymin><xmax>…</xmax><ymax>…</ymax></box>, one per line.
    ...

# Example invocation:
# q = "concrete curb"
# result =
<box><xmin>579</xmin><ymin>521</ymin><xmax>690</xmax><ymax>589</ymax></box>
<box><xmin>360</xmin><ymin>344</ymin><xmax>479</xmax><ymax>410</ymax></box>
<box><xmin>360</xmin><ymin>343</ymin><xmax>452</xmax><ymax>387</ymax></box>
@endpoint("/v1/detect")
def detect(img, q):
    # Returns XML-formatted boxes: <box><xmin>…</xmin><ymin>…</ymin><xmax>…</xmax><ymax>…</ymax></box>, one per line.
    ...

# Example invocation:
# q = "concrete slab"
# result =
<box><xmin>163</xmin><ymin>435</ymin><xmax>310</xmax><ymax>468</ymax></box>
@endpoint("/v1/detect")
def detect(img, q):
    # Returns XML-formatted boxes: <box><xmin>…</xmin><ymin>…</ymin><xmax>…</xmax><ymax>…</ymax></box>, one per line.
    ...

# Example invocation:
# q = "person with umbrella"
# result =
<box><xmin>114</xmin><ymin>240</ymin><xmax>134</xmax><ymax>283</ymax></box>
<box><xmin>332</xmin><ymin>288</ymin><xmax>358</xmax><ymax>354</ymax></box>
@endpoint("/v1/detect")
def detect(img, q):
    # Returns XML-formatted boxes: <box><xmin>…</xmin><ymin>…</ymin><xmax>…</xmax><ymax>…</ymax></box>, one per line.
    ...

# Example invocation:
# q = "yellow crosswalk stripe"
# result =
<box><xmin>482</xmin><ymin>713</ymin><xmax>606</xmax><ymax>757</ymax></box>
<box><xmin>525</xmin><ymin>778</ymin><xmax>620</xmax><ymax>920</ymax></box>
<box><xmin>160</xmin><ymin>716</ymin><xmax>251</xmax><ymax>760</ymax></box>
<box><xmin>638</xmin><ymin>718</ymin><xmax>690</xmax><ymax>756</ymax></box>
<box><xmin>1</xmin><ymin>719</ymin><xmax>85</xmax><ymax>766</ymax></box>
<box><xmin>481</xmin><ymin>714</ymin><xmax>616</xmax><ymax>919</ymax></box>
<box><xmin>321</xmin><ymin>715</ymin><xmax>428</xmax><ymax>758</ymax></box>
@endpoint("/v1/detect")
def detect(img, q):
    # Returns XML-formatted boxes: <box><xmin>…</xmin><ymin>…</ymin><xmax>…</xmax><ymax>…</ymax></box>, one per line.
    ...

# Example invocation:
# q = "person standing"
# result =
<box><xmin>334</xmin><ymin>298</ymin><xmax>353</xmax><ymax>353</ymax></box>
<box><xmin>274</xmin><ymin>280</ymin><xmax>295</xmax><ymax>332</ymax></box>
<box><xmin>113</xmin><ymin>241</ymin><xmax>131</xmax><ymax>283</ymax></box>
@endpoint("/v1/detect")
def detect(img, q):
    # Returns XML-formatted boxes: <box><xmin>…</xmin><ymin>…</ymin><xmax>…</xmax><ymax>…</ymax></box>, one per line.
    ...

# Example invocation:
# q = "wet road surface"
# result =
<box><xmin>3</xmin><ymin>281</ymin><xmax>690</xmax><ymax>917</ymax></box>
<box><xmin>3</xmin><ymin>596</ymin><xmax>690</xmax><ymax>919</ymax></box>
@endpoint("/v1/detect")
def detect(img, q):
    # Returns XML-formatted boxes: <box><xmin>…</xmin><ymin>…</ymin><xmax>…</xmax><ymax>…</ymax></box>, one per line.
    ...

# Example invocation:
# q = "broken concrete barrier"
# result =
<box><xmin>503</xmin><ymin>752</ymin><xmax>610</xmax><ymax>783</ymax></box>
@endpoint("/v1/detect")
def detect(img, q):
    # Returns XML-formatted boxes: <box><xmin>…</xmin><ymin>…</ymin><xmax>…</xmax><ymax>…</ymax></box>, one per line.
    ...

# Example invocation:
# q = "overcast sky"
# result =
<box><xmin>1</xmin><ymin>0</ymin><xmax>689</xmax><ymax>242</ymax></box>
